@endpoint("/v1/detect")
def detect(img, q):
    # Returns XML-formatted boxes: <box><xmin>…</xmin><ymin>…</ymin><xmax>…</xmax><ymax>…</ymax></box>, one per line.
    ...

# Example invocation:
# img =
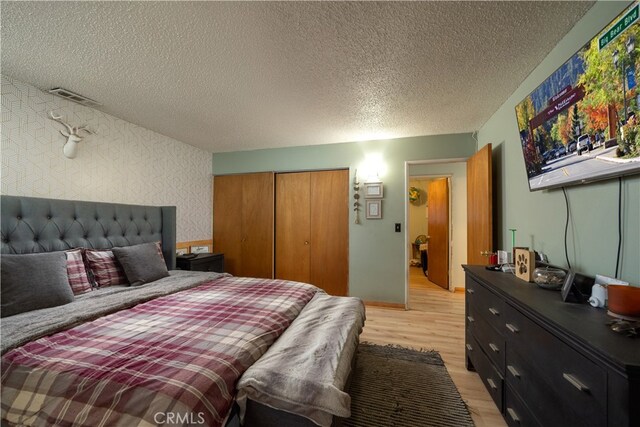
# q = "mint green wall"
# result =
<box><xmin>213</xmin><ymin>134</ymin><xmax>476</xmax><ymax>303</ymax></box>
<box><xmin>478</xmin><ymin>1</ymin><xmax>640</xmax><ymax>285</ymax></box>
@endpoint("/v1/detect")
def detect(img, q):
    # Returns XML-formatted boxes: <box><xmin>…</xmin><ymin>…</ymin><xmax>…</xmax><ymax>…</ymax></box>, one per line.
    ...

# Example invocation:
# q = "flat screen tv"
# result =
<box><xmin>515</xmin><ymin>2</ymin><xmax>640</xmax><ymax>191</ymax></box>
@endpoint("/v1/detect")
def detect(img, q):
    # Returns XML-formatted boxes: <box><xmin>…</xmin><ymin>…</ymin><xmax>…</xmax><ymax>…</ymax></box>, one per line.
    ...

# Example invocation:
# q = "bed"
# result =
<box><xmin>0</xmin><ymin>195</ymin><xmax>365</xmax><ymax>427</ymax></box>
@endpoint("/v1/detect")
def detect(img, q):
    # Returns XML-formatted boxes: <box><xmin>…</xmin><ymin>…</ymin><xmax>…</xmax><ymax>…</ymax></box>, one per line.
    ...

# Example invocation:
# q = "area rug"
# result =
<box><xmin>344</xmin><ymin>343</ymin><xmax>474</xmax><ymax>427</ymax></box>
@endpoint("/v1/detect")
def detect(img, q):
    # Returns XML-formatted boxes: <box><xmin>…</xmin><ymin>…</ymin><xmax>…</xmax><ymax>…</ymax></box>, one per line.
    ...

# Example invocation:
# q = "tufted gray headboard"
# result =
<box><xmin>1</xmin><ymin>195</ymin><xmax>176</xmax><ymax>270</ymax></box>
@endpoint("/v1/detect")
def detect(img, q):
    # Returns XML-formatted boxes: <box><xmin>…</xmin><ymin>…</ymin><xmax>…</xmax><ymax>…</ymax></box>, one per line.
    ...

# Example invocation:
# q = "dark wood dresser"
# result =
<box><xmin>463</xmin><ymin>265</ymin><xmax>639</xmax><ymax>427</ymax></box>
<box><xmin>176</xmin><ymin>253</ymin><xmax>225</xmax><ymax>273</ymax></box>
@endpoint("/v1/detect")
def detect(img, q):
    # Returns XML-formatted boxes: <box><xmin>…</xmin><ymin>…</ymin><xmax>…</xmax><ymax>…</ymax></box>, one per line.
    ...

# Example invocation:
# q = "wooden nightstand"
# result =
<box><xmin>176</xmin><ymin>253</ymin><xmax>224</xmax><ymax>273</ymax></box>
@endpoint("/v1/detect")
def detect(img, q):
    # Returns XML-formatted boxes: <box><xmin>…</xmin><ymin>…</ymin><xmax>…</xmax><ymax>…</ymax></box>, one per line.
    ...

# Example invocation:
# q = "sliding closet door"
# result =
<box><xmin>213</xmin><ymin>175</ymin><xmax>243</xmax><ymax>275</ymax></box>
<box><xmin>275</xmin><ymin>172</ymin><xmax>311</xmax><ymax>283</ymax></box>
<box><xmin>241</xmin><ymin>172</ymin><xmax>274</xmax><ymax>278</ymax></box>
<box><xmin>310</xmin><ymin>170</ymin><xmax>348</xmax><ymax>296</ymax></box>
<box><xmin>275</xmin><ymin>169</ymin><xmax>348</xmax><ymax>296</ymax></box>
<box><xmin>213</xmin><ymin>172</ymin><xmax>274</xmax><ymax>278</ymax></box>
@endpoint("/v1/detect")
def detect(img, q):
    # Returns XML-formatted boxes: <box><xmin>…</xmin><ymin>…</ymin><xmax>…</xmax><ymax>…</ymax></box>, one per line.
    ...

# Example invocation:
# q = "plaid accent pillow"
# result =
<box><xmin>64</xmin><ymin>249</ymin><xmax>93</xmax><ymax>295</ymax></box>
<box><xmin>154</xmin><ymin>241</ymin><xmax>164</xmax><ymax>259</ymax></box>
<box><xmin>84</xmin><ymin>249</ymin><xmax>128</xmax><ymax>288</ymax></box>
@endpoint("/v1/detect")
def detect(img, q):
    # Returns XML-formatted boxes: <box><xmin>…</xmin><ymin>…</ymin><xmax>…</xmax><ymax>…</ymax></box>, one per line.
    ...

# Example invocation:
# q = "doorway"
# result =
<box><xmin>407</xmin><ymin>175</ymin><xmax>451</xmax><ymax>295</ymax></box>
<box><xmin>404</xmin><ymin>146</ymin><xmax>493</xmax><ymax>310</ymax></box>
<box><xmin>405</xmin><ymin>160</ymin><xmax>468</xmax><ymax>309</ymax></box>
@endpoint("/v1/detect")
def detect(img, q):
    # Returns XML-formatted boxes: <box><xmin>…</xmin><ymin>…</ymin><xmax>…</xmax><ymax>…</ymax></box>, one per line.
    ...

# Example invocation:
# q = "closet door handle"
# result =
<box><xmin>489</xmin><ymin>343</ymin><xmax>500</xmax><ymax>353</ymax></box>
<box><xmin>563</xmin><ymin>373</ymin><xmax>589</xmax><ymax>392</ymax></box>
<box><xmin>467</xmin><ymin>316</ymin><xmax>475</xmax><ymax>323</ymax></box>
<box><xmin>489</xmin><ymin>307</ymin><xmax>500</xmax><ymax>316</ymax></box>
<box><xmin>487</xmin><ymin>378</ymin><xmax>497</xmax><ymax>390</ymax></box>
<box><xmin>467</xmin><ymin>288</ymin><xmax>475</xmax><ymax>294</ymax></box>
<box><xmin>507</xmin><ymin>408</ymin><xmax>520</xmax><ymax>423</ymax></box>
<box><xmin>304</xmin><ymin>241</ymin><xmax>309</xmax><ymax>245</ymax></box>
<box><xmin>466</xmin><ymin>343</ymin><xmax>473</xmax><ymax>351</ymax></box>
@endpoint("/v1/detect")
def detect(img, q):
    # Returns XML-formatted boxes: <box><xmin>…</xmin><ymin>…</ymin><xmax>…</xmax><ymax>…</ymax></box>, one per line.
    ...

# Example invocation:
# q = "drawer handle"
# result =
<box><xmin>489</xmin><ymin>343</ymin><xmax>500</xmax><ymax>353</ymax></box>
<box><xmin>563</xmin><ymin>373</ymin><xmax>590</xmax><ymax>393</ymax></box>
<box><xmin>466</xmin><ymin>343</ymin><xmax>473</xmax><ymax>351</ymax></box>
<box><xmin>467</xmin><ymin>288</ymin><xmax>475</xmax><ymax>294</ymax></box>
<box><xmin>489</xmin><ymin>307</ymin><xmax>500</xmax><ymax>316</ymax></box>
<box><xmin>467</xmin><ymin>316</ymin><xmax>475</xmax><ymax>323</ymax></box>
<box><xmin>507</xmin><ymin>365</ymin><xmax>521</xmax><ymax>378</ymax></box>
<box><xmin>487</xmin><ymin>378</ymin><xmax>498</xmax><ymax>390</ymax></box>
<box><xmin>507</xmin><ymin>408</ymin><xmax>520</xmax><ymax>423</ymax></box>
<box><xmin>506</xmin><ymin>323</ymin><xmax>519</xmax><ymax>333</ymax></box>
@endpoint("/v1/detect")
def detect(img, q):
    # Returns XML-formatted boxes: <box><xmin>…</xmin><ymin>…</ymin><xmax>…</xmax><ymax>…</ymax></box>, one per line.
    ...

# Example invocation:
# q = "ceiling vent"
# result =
<box><xmin>48</xmin><ymin>88</ymin><xmax>102</xmax><ymax>107</ymax></box>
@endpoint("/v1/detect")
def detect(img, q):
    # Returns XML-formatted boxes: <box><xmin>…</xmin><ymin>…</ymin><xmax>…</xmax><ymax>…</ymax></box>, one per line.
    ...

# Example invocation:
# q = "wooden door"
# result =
<box><xmin>241</xmin><ymin>172</ymin><xmax>274</xmax><ymax>278</ymax></box>
<box><xmin>427</xmin><ymin>178</ymin><xmax>450</xmax><ymax>289</ymax></box>
<box><xmin>213</xmin><ymin>175</ymin><xmax>243</xmax><ymax>275</ymax></box>
<box><xmin>275</xmin><ymin>172</ymin><xmax>311</xmax><ymax>283</ymax></box>
<box><xmin>310</xmin><ymin>170</ymin><xmax>349</xmax><ymax>296</ymax></box>
<box><xmin>467</xmin><ymin>144</ymin><xmax>493</xmax><ymax>265</ymax></box>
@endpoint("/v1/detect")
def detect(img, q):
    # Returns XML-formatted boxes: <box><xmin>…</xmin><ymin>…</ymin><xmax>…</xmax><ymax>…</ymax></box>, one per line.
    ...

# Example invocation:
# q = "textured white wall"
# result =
<box><xmin>1</xmin><ymin>75</ymin><xmax>212</xmax><ymax>243</ymax></box>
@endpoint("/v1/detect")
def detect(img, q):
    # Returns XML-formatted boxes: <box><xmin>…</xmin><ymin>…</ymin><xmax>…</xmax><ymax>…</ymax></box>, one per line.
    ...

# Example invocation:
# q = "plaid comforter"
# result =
<box><xmin>1</xmin><ymin>276</ymin><xmax>318</xmax><ymax>427</ymax></box>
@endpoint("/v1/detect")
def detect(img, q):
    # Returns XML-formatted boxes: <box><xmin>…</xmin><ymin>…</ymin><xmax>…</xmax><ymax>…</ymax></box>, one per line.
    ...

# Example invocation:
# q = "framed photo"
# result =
<box><xmin>364</xmin><ymin>182</ymin><xmax>383</xmax><ymax>198</ymax></box>
<box><xmin>366</xmin><ymin>200</ymin><xmax>382</xmax><ymax>219</ymax></box>
<box><xmin>561</xmin><ymin>269</ymin><xmax>577</xmax><ymax>302</ymax></box>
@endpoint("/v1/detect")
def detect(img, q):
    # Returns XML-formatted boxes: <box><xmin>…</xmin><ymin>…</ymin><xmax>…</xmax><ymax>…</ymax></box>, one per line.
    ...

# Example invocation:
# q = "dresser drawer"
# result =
<box><xmin>467</xmin><ymin>277</ymin><xmax>505</xmax><ymax>333</ymax></box>
<box><xmin>504</xmin><ymin>386</ymin><xmax>542</xmax><ymax>427</ymax></box>
<box><xmin>468</xmin><ymin>335</ymin><xmax>504</xmax><ymax>411</ymax></box>
<box><xmin>504</xmin><ymin>304</ymin><xmax>606</xmax><ymax>426</ymax></box>
<box><xmin>468</xmin><ymin>304</ymin><xmax>505</xmax><ymax>372</ymax></box>
<box><xmin>506</xmin><ymin>346</ymin><xmax>591</xmax><ymax>427</ymax></box>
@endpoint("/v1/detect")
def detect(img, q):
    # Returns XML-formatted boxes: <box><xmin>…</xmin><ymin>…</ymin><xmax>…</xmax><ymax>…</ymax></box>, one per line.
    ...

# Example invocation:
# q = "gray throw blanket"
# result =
<box><xmin>1</xmin><ymin>270</ymin><xmax>224</xmax><ymax>354</ymax></box>
<box><xmin>237</xmin><ymin>293</ymin><xmax>366</xmax><ymax>426</ymax></box>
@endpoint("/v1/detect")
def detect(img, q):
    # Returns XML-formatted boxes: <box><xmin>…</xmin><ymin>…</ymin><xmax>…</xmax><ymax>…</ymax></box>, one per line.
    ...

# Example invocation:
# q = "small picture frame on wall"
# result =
<box><xmin>366</xmin><ymin>200</ymin><xmax>382</xmax><ymax>219</ymax></box>
<box><xmin>364</xmin><ymin>182</ymin><xmax>383</xmax><ymax>198</ymax></box>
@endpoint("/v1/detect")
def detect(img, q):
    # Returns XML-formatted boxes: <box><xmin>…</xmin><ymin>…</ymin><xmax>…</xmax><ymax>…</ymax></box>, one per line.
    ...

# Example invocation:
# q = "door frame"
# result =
<box><xmin>404</xmin><ymin>158</ymin><xmax>466</xmax><ymax>309</ymax></box>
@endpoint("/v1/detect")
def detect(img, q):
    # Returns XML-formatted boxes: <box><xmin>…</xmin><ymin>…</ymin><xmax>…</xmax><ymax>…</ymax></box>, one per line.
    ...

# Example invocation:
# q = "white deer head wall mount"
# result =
<box><xmin>48</xmin><ymin>111</ymin><xmax>95</xmax><ymax>159</ymax></box>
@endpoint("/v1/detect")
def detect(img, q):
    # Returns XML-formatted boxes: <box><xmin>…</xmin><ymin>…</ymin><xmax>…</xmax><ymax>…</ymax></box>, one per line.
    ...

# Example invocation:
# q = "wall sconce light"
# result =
<box><xmin>360</xmin><ymin>153</ymin><xmax>387</xmax><ymax>182</ymax></box>
<box><xmin>48</xmin><ymin>111</ymin><xmax>95</xmax><ymax>159</ymax></box>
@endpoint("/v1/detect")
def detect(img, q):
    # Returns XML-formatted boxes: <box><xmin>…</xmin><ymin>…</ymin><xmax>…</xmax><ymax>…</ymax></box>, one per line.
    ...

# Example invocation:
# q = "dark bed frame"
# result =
<box><xmin>0</xmin><ymin>195</ymin><xmax>176</xmax><ymax>269</ymax></box>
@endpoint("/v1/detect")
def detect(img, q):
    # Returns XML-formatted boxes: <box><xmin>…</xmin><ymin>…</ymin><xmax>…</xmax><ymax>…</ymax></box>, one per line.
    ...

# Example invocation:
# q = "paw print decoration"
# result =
<box><xmin>515</xmin><ymin>249</ymin><xmax>533</xmax><ymax>282</ymax></box>
<box><xmin>518</xmin><ymin>253</ymin><xmax>528</xmax><ymax>274</ymax></box>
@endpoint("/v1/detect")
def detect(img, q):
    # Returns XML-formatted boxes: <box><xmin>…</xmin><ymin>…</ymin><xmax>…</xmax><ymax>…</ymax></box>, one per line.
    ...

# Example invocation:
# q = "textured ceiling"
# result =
<box><xmin>1</xmin><ymin>1</ymin><xmax>594</xmax><ymax>153</ymax></box>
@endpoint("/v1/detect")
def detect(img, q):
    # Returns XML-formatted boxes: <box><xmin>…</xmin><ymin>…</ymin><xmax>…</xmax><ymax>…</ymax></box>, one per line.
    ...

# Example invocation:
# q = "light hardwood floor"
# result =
<box><xmin>359</xmin><ymin>267</ymin><xmax>506</xmax><ymax>427</ymax></box>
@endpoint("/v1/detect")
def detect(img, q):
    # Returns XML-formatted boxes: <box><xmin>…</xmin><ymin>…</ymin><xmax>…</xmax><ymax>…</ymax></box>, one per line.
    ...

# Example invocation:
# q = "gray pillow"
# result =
<box><xmin>112</xmin><ymin>242</ymin><xmax>169</xmax><ymax>286</ymax></box>
<box><xmin>1</xmin><ymin>252</ymin><xmax>75</xmax><ymax>318</ymax></box>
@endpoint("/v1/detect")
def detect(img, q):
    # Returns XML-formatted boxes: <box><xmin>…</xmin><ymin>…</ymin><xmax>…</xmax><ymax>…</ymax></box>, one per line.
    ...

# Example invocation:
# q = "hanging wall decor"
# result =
<box><xmin>353</xmin><ymin>169</ymin><xmax>361</xmax><ymax>224</ymax></box>
<box><xmin>408</xmin><ymin>186</ymin><xmax>420</xmax><ymax>203</ymax></box>
<box><xmin>48</xmin><ymin>111</ymin><xmax>95</xmax><ymax>159</ymax></box>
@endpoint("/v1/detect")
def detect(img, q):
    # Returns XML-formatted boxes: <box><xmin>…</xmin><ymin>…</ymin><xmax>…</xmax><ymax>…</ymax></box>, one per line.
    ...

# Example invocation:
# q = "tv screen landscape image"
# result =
<box><xmin>515</xmin><ymin>2</ymin><xmax>640</xmax><ymax>191</ymax></box>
